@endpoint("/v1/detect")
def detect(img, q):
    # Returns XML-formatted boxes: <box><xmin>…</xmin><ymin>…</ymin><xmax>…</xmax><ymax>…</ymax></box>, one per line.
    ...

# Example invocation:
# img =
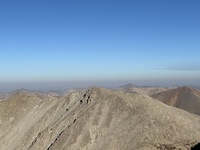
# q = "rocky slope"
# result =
<box><xmin>0</xmin><ymin>87</ymin><xmax>200</xmax><ymax>150</ymax></box>
<box><xmin>0</xmin><ymin>92</ymin><xmax>9</xmax><ymax>100</ymax></box>
<box><xmin>151</xmin><ymin>86</ymin><xmax>200</xmax><ymax>116</ymax></box>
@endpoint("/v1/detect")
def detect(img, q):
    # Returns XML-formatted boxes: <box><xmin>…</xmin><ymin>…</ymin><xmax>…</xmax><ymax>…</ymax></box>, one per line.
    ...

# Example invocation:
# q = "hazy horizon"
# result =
<box><xmin>1</xmin><ymin>0</ymin><xmax>200</xmax><ymax>91</ymax></box>
<box><xmin>1</xmin><ymin>78</ymin><xmax>200</xmax><ymax>92</ymax></box>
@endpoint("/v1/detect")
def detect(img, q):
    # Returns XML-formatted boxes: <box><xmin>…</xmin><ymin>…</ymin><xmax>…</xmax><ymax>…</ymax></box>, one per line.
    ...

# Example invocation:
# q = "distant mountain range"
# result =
<box><xmin>0</xmin><ymin>86</ymin><xmax>200</xmax><ymax>149</ymax></box>
<box><xmin>116</xmin><ymin>83</ymin><xmax>174</xmax><ymax>95</ymax></box>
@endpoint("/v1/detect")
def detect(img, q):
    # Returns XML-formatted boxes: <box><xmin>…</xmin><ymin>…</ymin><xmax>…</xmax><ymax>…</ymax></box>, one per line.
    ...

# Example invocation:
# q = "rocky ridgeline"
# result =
<box><xmin>0</xmin><ymin>87</ymin><xmax>200</xmax><ymax>150</ymax></box>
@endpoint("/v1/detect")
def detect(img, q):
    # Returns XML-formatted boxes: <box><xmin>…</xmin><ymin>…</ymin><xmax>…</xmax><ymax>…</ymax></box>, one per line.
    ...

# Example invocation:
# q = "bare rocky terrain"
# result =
<box><xmin>0</xmin><ymin>87</ymin><xmax>200</xmax><ymax>150</ymax></box>
<box><xmin>0</xmin><ymin>92</ymin><xmax>9</xmax><ymax>100</ymax></box>
<box><xmin>151</xmin><ymin>86</ymin><xmax>200</xmax><ymax>116</ymax></box>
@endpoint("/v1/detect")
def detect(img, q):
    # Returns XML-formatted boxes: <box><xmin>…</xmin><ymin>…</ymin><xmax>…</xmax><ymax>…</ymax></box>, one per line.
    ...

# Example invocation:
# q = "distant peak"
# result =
<box><xmin>10</xmin><ymin>88</ymin><xmax>40</xmax><ymax>97</ymax></box>
<box><xmin>118</xmin><ymin>83</ymin><xmax>137</xmax><ymax>88</ymax></box>
<box><xmin>12</xmin><ymin>89</ymin><xmax>29</xmax><ymax>94</ymax></box>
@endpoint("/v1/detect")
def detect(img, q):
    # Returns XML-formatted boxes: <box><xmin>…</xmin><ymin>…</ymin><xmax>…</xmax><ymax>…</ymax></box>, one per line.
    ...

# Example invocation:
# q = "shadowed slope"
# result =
<box><xmin>151</xmin><ymin>86</ymin><xmax>200</xmax><ymax>115</ymax></box>
<box><xmin>0</xmin><ymin>87</ymin><xmax>200</xmax><ymax>150</ymax></box>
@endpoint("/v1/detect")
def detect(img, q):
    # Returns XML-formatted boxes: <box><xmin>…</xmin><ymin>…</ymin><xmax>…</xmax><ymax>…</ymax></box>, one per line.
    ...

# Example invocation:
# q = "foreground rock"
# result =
<box><xmin>0</xmin><ymin>87</ymin><xmax>200</xmax><ymax>150</ymax></box>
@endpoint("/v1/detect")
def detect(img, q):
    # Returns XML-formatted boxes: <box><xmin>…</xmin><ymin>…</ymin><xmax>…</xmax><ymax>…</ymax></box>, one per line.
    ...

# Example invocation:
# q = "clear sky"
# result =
<box><xmin>0</xmin><ymin>0</ymin><xmax>200</xmax><ymax>90</ymax></box>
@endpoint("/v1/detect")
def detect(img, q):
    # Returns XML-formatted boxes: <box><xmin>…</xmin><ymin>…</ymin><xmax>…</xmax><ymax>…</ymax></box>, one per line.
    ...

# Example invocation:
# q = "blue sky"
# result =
<box><xmin>0</xmin><ymin>0</ymin><xmax>200</xmax><ymax>89</ymax></box>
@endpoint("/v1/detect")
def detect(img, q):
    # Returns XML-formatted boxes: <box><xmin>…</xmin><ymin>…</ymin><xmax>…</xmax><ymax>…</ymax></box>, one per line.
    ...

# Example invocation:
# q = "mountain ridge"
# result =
<box><xmin>0</xmin><ymin>87</ymin><xmax>200</xmax><ymax>149</ymax></box>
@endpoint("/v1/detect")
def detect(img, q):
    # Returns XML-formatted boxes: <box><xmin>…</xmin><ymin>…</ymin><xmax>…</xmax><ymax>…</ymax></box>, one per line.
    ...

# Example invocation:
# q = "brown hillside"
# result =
<box><xmin>151</xmin><ymin>86</ymin><xmax>200</xmax><ymax>115</ymax></box>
